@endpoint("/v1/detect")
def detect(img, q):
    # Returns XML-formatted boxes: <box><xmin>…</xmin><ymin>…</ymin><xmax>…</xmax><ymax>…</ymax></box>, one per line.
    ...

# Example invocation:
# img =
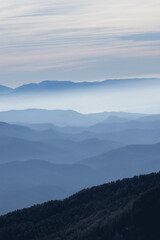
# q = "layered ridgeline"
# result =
<box><xmin>1</xmin><ymin>111</ymin><xmax>160</xmax><ymax>214</ymax></box>
<box><xmin>0</xmin><ymin>78</ymin><xmax>160</xmax><ymax>113</ymax></box>
<box><xmin>0</xmin><ymin>172</ymin><xmax>160</xmax><ymax>240</ymax></box>
<box><xmin>0</xmin><ymin>109</ymin><xmax>143</xmax><ymax>126</ymax></box>
<box><xmin>0</xmin><ymin>85</ymin><xmax>12</xmax><ymax>95</ymax></box>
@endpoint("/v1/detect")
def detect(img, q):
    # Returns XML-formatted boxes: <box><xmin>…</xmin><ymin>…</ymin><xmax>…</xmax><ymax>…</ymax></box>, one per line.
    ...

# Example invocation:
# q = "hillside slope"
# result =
<box><xmin>81</xmin><ymin>142</ymin><xmax>160</xmax><ymax>171</ymax></box>
<box><xmin>0</xmin><ymin>85</ymin><xmax>12</xmax><ymax>95</ymax></box>
<box><xmin>0</xmin><ymin>172</ymin><xmax>160</xmax><ymax>240</ymax></box>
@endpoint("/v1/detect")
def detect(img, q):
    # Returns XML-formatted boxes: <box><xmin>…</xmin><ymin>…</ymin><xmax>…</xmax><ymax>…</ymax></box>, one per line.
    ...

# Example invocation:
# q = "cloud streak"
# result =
<box><xmin>0</xmin><ymin>0</ymin><xmax>160</xmax><ymax>86</ymax></box>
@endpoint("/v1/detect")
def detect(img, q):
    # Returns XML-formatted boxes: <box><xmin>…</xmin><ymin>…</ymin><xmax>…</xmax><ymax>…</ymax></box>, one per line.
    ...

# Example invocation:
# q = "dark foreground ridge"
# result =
<box><xmin>1</xmin><ymin>172</ymin><xmax>160</xmax><ymax>240</ymax></box>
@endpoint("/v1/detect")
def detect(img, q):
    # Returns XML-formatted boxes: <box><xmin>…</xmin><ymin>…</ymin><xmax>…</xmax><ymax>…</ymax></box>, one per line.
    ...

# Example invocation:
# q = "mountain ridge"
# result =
<box><xmin>81</xmin><ymin>142</ymin><xmax>160</xmax><ymax>169</ymax></box>
<box><xmin>1</xmin><ymin>78</ymin><xmax>160</xmax><ymax>95</ymax></box>
<box><xmin>0</xmin><ymin>85</ymin><xmax>12</xmax><ymax>95</ymax></box>
<box><xmin>1</xmin><ymin>78</ymin><xmax>160</xmax><ymax>113</ymax></box>
<box><xmin>0</xmin><ymin>109</ymin><xmax>146</xmax><ymax>126</ymax></box>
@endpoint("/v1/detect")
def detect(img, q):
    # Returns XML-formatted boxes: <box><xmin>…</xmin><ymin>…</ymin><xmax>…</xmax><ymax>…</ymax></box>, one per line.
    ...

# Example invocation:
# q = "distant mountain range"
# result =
<box><xmin>0</xmin><ymin>109</ymin><xmax>145</xmax><ymax>126</ymax></box>
<box><xmin>0</xmin><ymin>85</ymin><xmax>12</xmax><ymax>95</ymax></box>
<box><xmin>0</xmin><ymin>159</ymin><xmax>103</xmax><ymax>215</ymax></box>
<box><xmin>1</xmin><ymin>78</ymin><xmax>160</xmax><ymax>232</ymax></box>
<box><xmin>1</xmin><ymin>116</ymin><xmax>160</xmax><ymax>214</ymax></box>
<box><xmin>0</xmin><ymin>78</ymin><xmax>160</xmax><ymax>113</ymax></box>
<box><xmin>1</xmin><ymin>139</ymin><xmax>160</xmax><ymax>215</ymax></box>
<box><xmin>1</xmin><ymin>78</ymin><xmax>159</xmax><ymax>95</ymax></box>
<box><xmin>81</xmin><ymin>142</ymin><xmax>160</xmax><ymax>178</ymax></box>
<box><xmin>0</xmin><ymin>133</ymin><xmax>122</xmax><ymax>164</ymax></box>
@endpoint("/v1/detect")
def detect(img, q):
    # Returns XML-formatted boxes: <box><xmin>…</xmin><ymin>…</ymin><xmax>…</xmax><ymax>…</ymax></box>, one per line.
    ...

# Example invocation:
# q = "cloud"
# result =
<box><xmin>0</xmin><ymin>0</ymin><xmax>160</xmax><ymax>86</ymax></box>
<box><xmin>119</xmin><ymin>32</ymin><xmax>160</xmax><ymax>42</ymax></box>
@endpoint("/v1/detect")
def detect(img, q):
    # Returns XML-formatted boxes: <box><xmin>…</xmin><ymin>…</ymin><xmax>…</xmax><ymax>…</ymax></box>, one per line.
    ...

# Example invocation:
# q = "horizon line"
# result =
<box><xmin>1</xmin><ymin>76</ymin><xmax>160</xmax><ymax>89</ymax></box>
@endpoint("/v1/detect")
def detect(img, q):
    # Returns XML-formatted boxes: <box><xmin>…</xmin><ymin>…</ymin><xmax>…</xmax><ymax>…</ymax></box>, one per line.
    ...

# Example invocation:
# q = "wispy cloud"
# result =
<box><xmin>0</xmin><ymin>0</ymin><xmax>160</xmax><ymax>86</ymax></box>
<box><xmin>119</xmin><ymin>32</ymin><xmax>160</xmax><ymax>42</ymax></box>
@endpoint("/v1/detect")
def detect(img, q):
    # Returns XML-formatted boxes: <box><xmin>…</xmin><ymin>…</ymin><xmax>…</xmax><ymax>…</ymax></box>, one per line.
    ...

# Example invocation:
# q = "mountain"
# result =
<box><xmin>0</xmin><ymin>159</ymin><xmax>106</xmax><ymax>215</ymax></box>
<box><xmin>0</xmin><ymin>172</ymin><xmax>160</xmax><ymax>240</ymax></box>
<box><xmin>88</xmin><ymin>118</ymin><xmax>160</xmax><ymax>134</ymax></box>
<box><xmin>73</xmin><ymin>127</ymin><xmax>160</xmax><ymax>145</ymax></box>
<box><xmin>0</xmin><ymin>121</ymin><xmax>36</xmax><ymax>139</ymax></box>
<box><xmin>0</xmin><ymin>109</ymin><xmax>144</xmax><ymax>126</ymax></box>
<box><xmin>2</xmin><ymin>131</ymin><xmax>160</xmax><ymax>214</ymax></box>
<box><xmin>137</xmin><ymin>114</ymin><xmax>160</xmax><ymax>122</ymax></box>
<box><xmin>21</xmin><ymin>116</ymin><xmax>160</xmax><ymax>145</ymax></box>
<box><xmin>1</xmin><ymin>78</ymin><xmax>160</xmax><ymax>113</ymax></box>
<box><xmin>2</xmin><ymin>116</ymin><xmax>160</xmax><ymax>145</ymax></box>
<box><xmin>0</xmin><ymin>136</ymin><xmax>66</xmax><ymax>163</ymax></box>
<box><xmin>14</xmin><ymin>113</ymin><xmax>160</xmax><ymax>136</ymax></box>
<box><xmin>0</xmin><ymin>121</ymin><xmax>68</xmax><ymax>141</ymax></box>
<box><xmin>0</xmin><ymin>85</ymin><xmax>12</xmax><ymax>95</ymax></box>
<box><xmin>0</xmin><ymin>122</ymin><xmax>123</xmax><ymax>164</ymax></box>
<box><xmin>102</xmin><ymin>128</ymin><xmax>160</xmax><ymax>144</ymax></box>
<box><xmin>80</xmin><ymin>142</ymin><xmax>160</xmax><ymax>179</ymax></box>
<box><xmin>3</xmin><ymin>78</ymin><xmax>160</xmax><ymax>95</ymax></box>
<box><xmin>0</xmin><ymin>135</ymin><xmax>122</xmax><ymax>164</ymax></box>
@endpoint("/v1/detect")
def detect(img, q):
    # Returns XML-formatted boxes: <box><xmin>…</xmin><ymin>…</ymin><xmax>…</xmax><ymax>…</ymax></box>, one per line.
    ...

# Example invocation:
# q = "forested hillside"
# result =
<box><xmin>0</xmin><ymin>172</ymin><xmax>160</xmax><ymax>240</ymax></box>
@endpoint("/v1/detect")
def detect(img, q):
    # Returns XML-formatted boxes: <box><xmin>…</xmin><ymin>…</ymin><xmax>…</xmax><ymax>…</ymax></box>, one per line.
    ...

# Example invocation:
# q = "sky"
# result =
<box><xmin>0</xmin><ymin>0</ymin><xmax>160</xmax><ymax>87</ymax></box>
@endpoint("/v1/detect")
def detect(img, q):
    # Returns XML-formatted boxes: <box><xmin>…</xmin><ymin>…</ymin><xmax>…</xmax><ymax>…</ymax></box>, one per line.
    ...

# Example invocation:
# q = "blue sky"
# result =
<box><xmin>0</xmin><ymin>0</ymin><xmax>160</xmax><ymax>87</ymax></box>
